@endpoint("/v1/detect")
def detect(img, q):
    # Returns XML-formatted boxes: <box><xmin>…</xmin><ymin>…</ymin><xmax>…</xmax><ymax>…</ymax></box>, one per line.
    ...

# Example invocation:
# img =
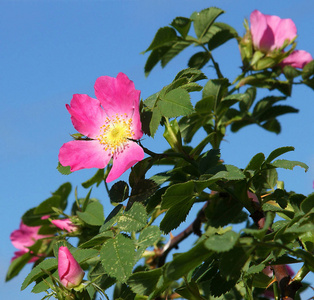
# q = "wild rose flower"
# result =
<box><xmin>250</xmin><ymin>10</ymin><xmax>297</xmax><ymax>52</ymax></box>
<box><xmin>250</xmin><ymin>10</ymin><xmax>312</xmax><ymax>69</ymax></box>
<box><xmin>51</xmin><ymin>219</ymin><xmax>78</xmax><ymax>233</ymax></box>
<box><xmin>59</xmin><ymin>73</ymin><xmax>144</xmax><ymax>182</ymax></box>
<box><xmin>281</xmin><ymin>50</ymin><xmax>313</xmax><ymax>69</ymax></box>
<box><xmin>10</xmin><ymin>221</ymin><xmax>51</xmax><ymax>262</ymax></box>
<box><xmin>58</xmin><ymin>246</ymin><xmax>85</xmax><ymax>288</ymax></box>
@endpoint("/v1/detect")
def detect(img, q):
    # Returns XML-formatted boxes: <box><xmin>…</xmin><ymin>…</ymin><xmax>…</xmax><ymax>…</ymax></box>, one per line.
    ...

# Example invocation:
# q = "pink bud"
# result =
<box><xmin>58</xmin><ymin>246</ymin><xmax>85</xmax><ymax>288</ymax></box>
<box><xmin>51</xmin><ymin>219</ymin><xmax>78</xmax><ymax>232</ymax></box>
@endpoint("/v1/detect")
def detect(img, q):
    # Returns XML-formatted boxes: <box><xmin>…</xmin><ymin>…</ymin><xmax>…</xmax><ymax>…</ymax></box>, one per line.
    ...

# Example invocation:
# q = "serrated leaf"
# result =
<box><xmin>161</xmin><ymin>181</ymin><xmax>195</xmax><ymax>209</ymax></box>
<box><xmin>302</xmin><ymin>60</ymin><xmax>314</xmax><ymax>80</ymax></box>
<box><xmin>118</xmin><ymin>202</ymin><xmax>147</xmax><ymax>232</ymax></box>
<box><xmin>137</xmin><ymin>226</ymin><xmax>161</xmax><ymax>248</ymax></box>
<box><xmin>207</xmin><ymin>22</ymin><xmax>238</xmax><ymax>51</ymax></box>
<box><xmin>188</xmin><ymin>52</ymin><xmax>210</xmax><ymax>69</ymax></box>
<box><xmin>100</xmin><ymin>235</ymin><xmax>135</xmax><ymax>283</ymax></box>
<box><xmin>128</xmin><ymin>268</ymin><xmax>162</xmax><ymax>296</ymax></box>
<box><xmin>192</xmin><ymin>7</ymin><xmax>224</xmax><ymax>41</ymax></box>
<box><xmin>271</xmin><ymin>159</ymin><xmax>308</xmax><ymax>172</ymax></box>
<box><xmin>6</xmin><ymin>252</ymin><xmax>32</xmax><ymax>281</ymax></box>
<box><xmin>110</xmin><ymin>181</ymin><xmax>129</xmax><ymax>203</ymax></box>
<box><xmin>57</xmin><ymin>161</ymin><xmax>72</xmax><ymax>175</ymax></box>
<box><xmin>205</xmin><ymin>231</ymin><xmax>239</xmax><ymax>252</ymax></box>
<box><xmin>265</xmin><ymin>146</ymin><xmax>295</xmax><ymax>163</ymax></box>
<box><xmin>171</xmin><ymin>17</ymin><xmax>191</xmax><ymax>38</ymax></box>
<box><xmin>77</xmin><ymin>200</ymin><xmax>105</xmax><ymax>226</ymax></box>
<box><xmin>159</xmin><ymin>88</ymin><xmax>193</xmax><ymax>118</ymax></box>
<box><xmin>145</xmin><ymin>27</ymin><xmax>177</xmax><ymax>52</ymax></box>
<box><xmin>160</xmin><ymin>196</ymin><xmax>195</xmax><ymax>234</ymax></box>
<box><xmin>144</xmin><ymin>47</ymin><xmax>171</xmax><ymax>77</ymax></box>
<box><xmin>161</xmin><ymin>41</ymin><xmax>190</xmax><ymax>67</ymax></box>
<box><xmin>165</xmin><ymin>241</ymin><xmax>213</xmax><ymax>280</ymax></box>
<box><xmin>244</xmin><ymin>152</ymin><xmax>265</xmax><ymax>173</ymax></box>
<box><xmin>21</xmin><ymin>258</ymin><xmax>58</xmax><ymax>290</ymax></box>
<box><xmin>79</xmin><ymin>231</ymin><xmax>114</xmax><ymax>248</ymax></box>
<box><xmin>301</xmin><ymin>193</ymin><xmax>314</xmax><ymax>214</ymax></box>
<box><xmin>149</xmin><ymin>107</ymin><xmax>162</xmax><ymax>137</ymax></box>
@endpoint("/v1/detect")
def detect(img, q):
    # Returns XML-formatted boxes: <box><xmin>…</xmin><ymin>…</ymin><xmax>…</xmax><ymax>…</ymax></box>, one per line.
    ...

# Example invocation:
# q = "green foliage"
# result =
<box><xmin>9</xmin><ymin>5</ymin><xmax>314</xmax><ymax>300</ymax></box>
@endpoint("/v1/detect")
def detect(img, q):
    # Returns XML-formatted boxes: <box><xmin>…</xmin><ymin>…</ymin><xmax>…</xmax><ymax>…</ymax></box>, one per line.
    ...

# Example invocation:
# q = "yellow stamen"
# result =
<box><xmin>96</xmin><ymin>114</ymin><xmax>134</xmax><ymax>154</ymax></box>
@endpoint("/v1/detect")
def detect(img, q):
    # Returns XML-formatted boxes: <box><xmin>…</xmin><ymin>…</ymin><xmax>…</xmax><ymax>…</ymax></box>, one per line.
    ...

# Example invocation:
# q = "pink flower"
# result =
<box><xmin>250</xmin><ymin>10</ymin><xmax>297</xmax><ymax>52</ymax></box>
<box><xmin>58</xmin><ymin>246</ymin><xmax>85</xmax><ymax>288</ymax></box>
<box><xmin>59</xmin><ymin>73</ymin><xmax>144</xmax><ymax>182</ymax></box>
<box><xmin>10</xmin><ymin>221</ymin><xmax>50</xmax><ymax>262</ymax></box>
<box><xmin>51</xmin><ymin>219</ymin><xmax>78</xmax><ymax>233</ymax></box>
<box><xmin>281</xmin><ymin>50</ymin><xmax>313</xmax><ymax>69</ymax></box>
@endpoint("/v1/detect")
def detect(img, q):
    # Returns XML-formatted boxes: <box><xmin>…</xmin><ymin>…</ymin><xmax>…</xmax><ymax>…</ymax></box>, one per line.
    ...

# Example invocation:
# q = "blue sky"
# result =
<box><xmin>1</xmin><ymin>1</ymin><xmax>314</xmax><ymax>299</ymax></box>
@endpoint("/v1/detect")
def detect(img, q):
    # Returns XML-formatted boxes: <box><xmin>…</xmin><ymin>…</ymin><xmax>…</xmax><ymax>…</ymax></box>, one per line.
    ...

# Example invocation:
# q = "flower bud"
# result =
<box><xmin>58</xmin><ymin>246</ymin><xmax>85</xmax><ymax>288</ymax></box>
<box><xmin>51</xmin><ymin>219</ymin><xmax>78</xmax><ymax>233</ymax></box>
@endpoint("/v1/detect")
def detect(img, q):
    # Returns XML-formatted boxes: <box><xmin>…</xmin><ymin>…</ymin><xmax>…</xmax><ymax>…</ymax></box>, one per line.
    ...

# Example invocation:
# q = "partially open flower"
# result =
<box><xmin>59</xmin><ymin>73</ymin><xmax>144</xmax><ymax>182</ymax></box>
<box><xmin>58</xmin><ymin>246</ymin><xmax>85</xmax><ymax>288</ymax></box>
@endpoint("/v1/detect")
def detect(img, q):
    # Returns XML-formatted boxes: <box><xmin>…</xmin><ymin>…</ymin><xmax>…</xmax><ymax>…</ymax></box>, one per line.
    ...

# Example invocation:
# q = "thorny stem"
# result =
<box><xmin>157</xmin><ymin>202</ymin><xmax>208</xmax><ymax>268</ymax></box>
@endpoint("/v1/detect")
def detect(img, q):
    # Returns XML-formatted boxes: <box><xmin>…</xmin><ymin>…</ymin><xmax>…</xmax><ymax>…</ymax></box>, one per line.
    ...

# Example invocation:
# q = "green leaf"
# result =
<box><xmin>271</xmin><ymin>159</ymin><xmax>308</xmax><ymax>172</ymax></box>
<box><xmin>161</xmin><ymin>181</ymin><xmax>195</xmax><ymax>209</ymax></box>
<box><xmin>188</xmin><ymin>52</ymin><xmax>210</xmax><ymax>69</ymax></box>
<box><xmin>149</xmin><ymin>107</ymin><xmax>162</xmax><ymax>137</ymax></box>
<box><xmin>160</xmin><ymin>196</ymin><xmax>195</xmax><ymax>234</ymax></box>
<box><xmin>137</xmin><ymin>226</ymin><xmax>161</xmax><ymax>249</ymax></box>
<box><xmin>256</xmin><ymin>105</ymin><xmax>298</xmax><ymax>122</ymax></box>
<box><xmin>219</xmin><ymin>246</ymin><xmax>251</xmax><ymax>280</ymax></box>
<box><xmin>57</xmin><ymin>161</ymin><xmax>72</xmax><ymax>175</ymax></box>
<box><xmin>202</xmin><ymin>78</ymin><xmax>229</xmax><ymax>110</ymax></box>
<box><xmin>6</xmin><ymin>252</ymin><xmax>32</xmax><ymax>281</ymax></box>
<box><xmin>165</xmin><ymin>241</ymin><xmax>213</xmax><ymax>280</ymax></box>
<box><xmin>101</xmin><ymin>204</ymin><xmax>124</xmax><ymax>232</ymax></box>
<box><xmin>128</xmin><ymin>179</ymin><xmax>158</xmax><ymax>205</ymax></box>
<box><xmin>128</xmin><ymin>268</ymin><xmax>162</xmax><ymax>296</ymax></box>
<box><xmin>161</xmin><ymin>41</ymin><xmax>191</xmax><ymax>67</ymax></box>
<box><xmin>118</xmin><ymin>202</ymin><xmax>147</xmax><ymax>232</ymax></box>
<box><xmin>145</xmin><ymin>27</ymin><xmax>177</xmax><ymax>52</ymax></box>
<box><xmin>81</xmin><ymin>168</ymin><xmax>104</xmax><ymax>188</ymax></box>
<box><xmin>100</xmin><ymin>235</ymin><xmax>136</xmax><ymax>283</ymax></box>
<box><xmin>110</xmin><ymin>181</ymin><xmax>129</xmax><ymax>203</ymax></box>
<box><xmin>77</xmin><ymin>200</ymin><xmax>105</xmax><ymax>226</ymax></box>
<box><xmin>171</xmin><ymin>17</ymin><xmax>191</xmax><ymax>38</ymax></box>
<box><xmin>302</xmin><ymin>60</ymin><xmax>314</xmax><ymax>80</ymax></box>
<box><xmin>159</xmin><ymin>88</ymin><xmax>193</xmax><ymax>118</ymax></box>
<box><xmin>244</xmin><ymin>152</ymin><xmax>265</xmax><ymax>173</ymax></box>
<box><xmin>34</xmin><ymin>195</ymin><xmax>62</xmax><ymax>215</ymax></box>
<box><xmin>21</xmin><ymin>258</ymin><xmax>58</xmax><ymax>290</ymax></box>
<box><xmin>199</xmin><ymin>149</ymin><xmax>220</xmax><ymax>175</ymax></box>
<box><xmin>192</xmin><ymin>7</ymin><xmax>224</xmax><ymax>41</ymax></box>
<box><xmin>79</xmin><ymin>231</ymin><xmax>114</xmax><ymax>248</ymax></box>
<box><xmin>301</xmin><ymin>193</ymin><xmax>314</xmax><ymax>214</ymax></box>
<box><xmin>144</xmin><ymin>47</ymin><xmax>171</xmax><ymax>77</ymax></box>
<box><xmin>265</xmin><ymin>146</ymin><xmax>294</xmax><ymax>163</ymax></box>
<box><xmin>204</xmin><ymin>230</ymin><xmax>239</xmax><ymax>252</ymax></box>
<box><xmin>282</xmin><ymin>65</ymin><xmax>301</xmax><ymax>80</ymax></box>
<box><xmin>207</xmin><ymin>22</ymin><xmax>238</xmax><ymax>51</ymax></box>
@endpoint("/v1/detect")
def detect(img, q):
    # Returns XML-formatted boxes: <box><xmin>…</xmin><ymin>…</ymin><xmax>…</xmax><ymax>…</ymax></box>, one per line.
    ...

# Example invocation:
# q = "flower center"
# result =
<box><xmin>97</xmin><ymin>114</ymin><xmax>134</xmax><ymax>154</ymax></box>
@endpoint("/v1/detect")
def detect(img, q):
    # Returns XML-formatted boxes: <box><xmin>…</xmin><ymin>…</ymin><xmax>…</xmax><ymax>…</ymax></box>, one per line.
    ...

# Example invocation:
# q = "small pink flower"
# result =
<box><xmin>250</xmin><ymin>10</ymin><xmax>297</xmax><ymax>52</ymax></box>
<box><xmin>10</xmin><ymin>221</ymin><xmax>51</xmax><ymax>262</ymax></box>
<box><xmin>281</xmin><ymin>50</ymin><xmax>313</xmax><ymax>69</ymax></box>
<box><xmin>58</xmin><ymin>246</ymin><xmax>85</xmax><ymax>288</ymax></box>
<box><xmin>59</xmin><ymin>73</ymin><xmax>144</xmax><ymax>182</ymax></box>
<box><xmin>51</xmin><ymin>219</ymin><xmax>78</xmax><ymax>233</ymax></box>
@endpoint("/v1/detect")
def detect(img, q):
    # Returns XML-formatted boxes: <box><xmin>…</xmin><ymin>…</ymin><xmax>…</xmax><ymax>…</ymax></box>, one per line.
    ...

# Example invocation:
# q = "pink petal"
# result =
<box><xmin>67</xmin><ymin>94</ymin><xmax>107</xmax><ymax>139</ymax></box>
<box><xmin>94</xmin><ymin>72</ymin><xmax>141</xmax><ymax>118</ymax></box>
<box><xmin>250</xmin><ymin>10</ymin><xmax>274</xmax><ymax>51</ymax></box>
<box><xmin>281</xmin><ymin>50</ymin><xmax>313</xmax><ymax>69</ymax></box>
<box><xmin>272</xmin><ymin>18</ymin><xmax>297</xmax><ymax>50</ymax></box>
<box><xmin>106</xmin><ymin>141</ymin><xmax>144</xmax><ymax>182</ymax></box>
<box><xmin>58</xmin><ymin>246</ymin><xmax>85</xmax><ymax>288</ymax></box>
<box><xmin>59</xmin><ymin>140</ymin><xmax>112</xmax><ymax>172</ymax></box>
<box><xmin>10</xmin><ymin>222</ymin><xmax>41</xmax><ymax>250</ymax></box>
